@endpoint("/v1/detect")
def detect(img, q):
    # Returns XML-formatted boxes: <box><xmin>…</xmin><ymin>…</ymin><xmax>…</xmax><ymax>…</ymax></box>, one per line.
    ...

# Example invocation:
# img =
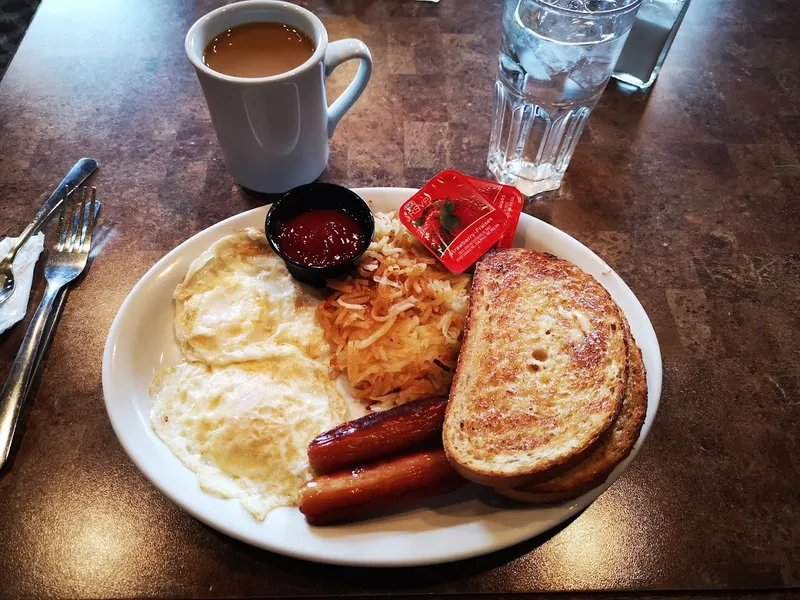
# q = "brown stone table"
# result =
<box><xmin>0</xmin><ymin>0</ymin><xmax>798</xmax><ymax>598</ymax></box>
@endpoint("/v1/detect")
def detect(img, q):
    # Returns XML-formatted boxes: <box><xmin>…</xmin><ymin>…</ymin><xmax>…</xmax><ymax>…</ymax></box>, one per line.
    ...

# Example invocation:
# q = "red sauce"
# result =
<box><xmin>275</xmin><ymin>209</ymin><xmax>365</xmax><ymax>268</ymax></box>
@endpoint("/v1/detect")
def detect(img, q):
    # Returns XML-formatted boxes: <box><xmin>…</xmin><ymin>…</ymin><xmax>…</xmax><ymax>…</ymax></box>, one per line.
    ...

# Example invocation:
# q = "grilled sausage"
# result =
<box><xmin>307</xmin><ymin>396</ymin><xmax>448</xmax><ymax>474</ymax></box>
<box><xmin>299</xmin><ymin>449</ymin><xmax>465</xmax><ymax>525</ymax></box>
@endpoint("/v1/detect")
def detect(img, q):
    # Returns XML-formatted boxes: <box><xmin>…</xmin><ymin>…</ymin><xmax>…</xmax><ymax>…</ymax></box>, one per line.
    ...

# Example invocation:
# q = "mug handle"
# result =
<box><xmin>324</xmin><ymin>39</ymin><xmax>372</xmax><ymax>138</ymax></box>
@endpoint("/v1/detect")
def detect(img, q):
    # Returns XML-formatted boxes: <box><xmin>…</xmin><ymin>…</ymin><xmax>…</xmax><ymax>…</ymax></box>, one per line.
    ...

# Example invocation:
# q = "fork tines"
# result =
<box><xmin>58</xmin><ymin>185</ymin><xmax>97</xmax><ymax>253</ymax></box>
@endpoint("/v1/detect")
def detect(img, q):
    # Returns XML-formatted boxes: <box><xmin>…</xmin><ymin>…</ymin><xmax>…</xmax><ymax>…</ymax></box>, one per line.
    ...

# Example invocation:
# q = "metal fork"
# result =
<box><xmin>0</xmin><ymin>186</ymin><xmax>98</xmax><ymax>469</ymax></box>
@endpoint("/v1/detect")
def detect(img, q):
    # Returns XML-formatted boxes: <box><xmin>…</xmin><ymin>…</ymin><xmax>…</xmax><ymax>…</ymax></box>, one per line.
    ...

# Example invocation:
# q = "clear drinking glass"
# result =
<box><xmin>488</xmin><ymin>0</ymin><xmax>642</xmax><ymax>196</ymax></box>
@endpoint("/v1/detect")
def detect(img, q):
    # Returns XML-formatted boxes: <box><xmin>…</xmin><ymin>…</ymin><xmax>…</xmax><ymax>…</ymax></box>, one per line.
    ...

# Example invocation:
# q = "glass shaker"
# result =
<box><xmin>612</xmin><ymin>0</ymin><xmax>690</xmax><ymax>89</ymax></box>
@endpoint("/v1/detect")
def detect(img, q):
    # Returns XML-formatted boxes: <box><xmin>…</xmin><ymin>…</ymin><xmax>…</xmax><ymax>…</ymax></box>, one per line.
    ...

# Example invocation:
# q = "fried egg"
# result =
<box><xmin>174</xmin><ymin>228</ymin><xmax>327</xmax><ymax>365</ymax></box>
<box><xmin>151</xmin><ymin>358</ymin><xmax>347</xmax><ymax>519</ymax></box>
<box><xmin>151</xmin><ymin>228</ymin><xmax>348</xmax><ymax>520</ymax></box>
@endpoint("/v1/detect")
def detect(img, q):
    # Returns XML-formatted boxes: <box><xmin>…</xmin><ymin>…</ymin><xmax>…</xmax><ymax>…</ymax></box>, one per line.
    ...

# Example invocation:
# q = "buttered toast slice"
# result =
<box><xmin>496</xmin><ymin>317</ymin><xmax>647</xmax><ymax>503</ymax></box>
<box><xmin>443</xmin><ymin>249</ymin><xmax>628</xmax><ymax>487</ymax></box>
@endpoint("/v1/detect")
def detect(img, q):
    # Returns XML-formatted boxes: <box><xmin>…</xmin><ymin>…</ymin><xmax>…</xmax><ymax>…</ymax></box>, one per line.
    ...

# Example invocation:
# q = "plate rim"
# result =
<box><xmin>102</xmin><ymin>186</ymin><xmax>662</xmax><ymax>567</ymax></box>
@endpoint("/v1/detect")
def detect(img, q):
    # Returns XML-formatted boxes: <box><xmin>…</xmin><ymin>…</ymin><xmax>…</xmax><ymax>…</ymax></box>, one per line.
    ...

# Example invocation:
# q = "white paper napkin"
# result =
<box><xmin>0</xmin><ymin>233</ymin><xmax>45</xmax><ymax>334</ymax></box>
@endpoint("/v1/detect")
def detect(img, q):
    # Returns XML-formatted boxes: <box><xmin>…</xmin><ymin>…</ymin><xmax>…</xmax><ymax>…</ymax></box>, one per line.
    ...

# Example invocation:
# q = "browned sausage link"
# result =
<box><xmin>307</xmin><ymin>395</ymin><xmax>448</xmax><ymax>475</ymax></box>
<box><xmin>299</xmin><ymin>449</ymin><xmax>465</xmax><ymax>525</ymax></box>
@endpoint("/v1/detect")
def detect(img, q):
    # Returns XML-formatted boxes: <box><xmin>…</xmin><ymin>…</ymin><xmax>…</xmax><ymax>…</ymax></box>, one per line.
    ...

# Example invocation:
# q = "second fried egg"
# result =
<box><xmin>151</xmin><ymin>357</ymin><xmax>347</xmax><ymax>520</ymax></box>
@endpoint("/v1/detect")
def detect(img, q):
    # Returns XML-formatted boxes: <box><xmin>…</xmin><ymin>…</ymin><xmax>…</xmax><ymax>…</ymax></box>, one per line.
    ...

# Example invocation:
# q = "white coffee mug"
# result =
<box><xmin>185</xmin><ymin>1</ymin><xmax>372</xmax><ymax>193</ymax></box>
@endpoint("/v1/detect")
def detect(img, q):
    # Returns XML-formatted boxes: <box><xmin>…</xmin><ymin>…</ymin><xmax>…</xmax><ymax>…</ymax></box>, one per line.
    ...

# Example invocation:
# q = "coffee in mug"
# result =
<box><xmin>202</xmin><ymin>22</ymin><xmax>315</xmax><ymax>78</ymax></box>
<box><xmin>185</xmin><ymin>1</ymin><xmax>373</xmax><ymax>194</ymax></box>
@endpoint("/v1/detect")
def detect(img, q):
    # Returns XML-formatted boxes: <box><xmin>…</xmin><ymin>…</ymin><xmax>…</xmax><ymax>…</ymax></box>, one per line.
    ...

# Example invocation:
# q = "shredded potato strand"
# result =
<box><xmin>317</xmin><ymin>211</ymin><xmax>471</xmax><ymax>409</ymax></box>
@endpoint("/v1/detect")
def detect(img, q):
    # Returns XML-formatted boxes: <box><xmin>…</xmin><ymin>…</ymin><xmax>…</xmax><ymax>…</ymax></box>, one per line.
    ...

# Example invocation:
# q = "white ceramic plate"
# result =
<box><xmin>103</xmin><ymin>187</ymin><xmax>662</xmax><ymax>567</ymax></box>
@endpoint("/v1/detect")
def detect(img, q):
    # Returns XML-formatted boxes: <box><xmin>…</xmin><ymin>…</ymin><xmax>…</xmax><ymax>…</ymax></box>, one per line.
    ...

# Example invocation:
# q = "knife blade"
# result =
<box><xmin>32</xmin><ymin>158</ymin><xmax>98</xmax><ymax>234</ymax></box>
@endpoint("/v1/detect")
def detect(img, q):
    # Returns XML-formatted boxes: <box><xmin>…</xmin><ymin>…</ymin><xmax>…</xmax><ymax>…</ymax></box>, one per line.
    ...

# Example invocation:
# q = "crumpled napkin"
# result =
<box><xmin>0</xmin><ymin>233</ymin><xmax>45</xmax><ymax>334</ymax></box>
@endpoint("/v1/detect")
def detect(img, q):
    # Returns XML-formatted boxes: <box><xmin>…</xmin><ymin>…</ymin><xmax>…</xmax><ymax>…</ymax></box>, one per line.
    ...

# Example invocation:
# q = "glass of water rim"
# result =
<box><xmin>488</xmin><ymin>0</ymin><xmax>642</xmax><ymax>196</ymax></box>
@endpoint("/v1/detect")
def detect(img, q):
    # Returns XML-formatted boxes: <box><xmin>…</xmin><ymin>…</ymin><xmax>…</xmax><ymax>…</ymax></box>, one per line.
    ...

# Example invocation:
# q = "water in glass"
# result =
<box><xmin>488</xmin><ymin>0</ymin><xmax>641</xmax><ymax>195</ymax></box>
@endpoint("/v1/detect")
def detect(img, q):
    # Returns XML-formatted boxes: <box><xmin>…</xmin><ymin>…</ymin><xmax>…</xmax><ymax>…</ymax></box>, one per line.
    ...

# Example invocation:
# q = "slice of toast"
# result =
<box><xmin>443</xmin><ymin>249</ymin><xmax>628</xmax><ymax>487</ymax></box>
<box><xmin>496</xmin><ymin>317</ymin><xmax>647</xmax><ymax>503</ymax></box>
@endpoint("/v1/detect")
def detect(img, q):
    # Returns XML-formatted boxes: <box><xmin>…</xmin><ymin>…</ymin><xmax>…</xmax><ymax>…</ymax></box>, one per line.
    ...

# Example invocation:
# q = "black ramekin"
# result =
<box><xmin>265</xmin><ymin>183</ymin><xmax>375</xmax><ymax>286</ymax></box>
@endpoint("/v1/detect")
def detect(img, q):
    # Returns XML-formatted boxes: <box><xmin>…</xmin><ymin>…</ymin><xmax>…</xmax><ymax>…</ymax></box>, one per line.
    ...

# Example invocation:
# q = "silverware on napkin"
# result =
<box><xmin>0</xmin><ymin>186</ymin><xmax>99</xmax><ymax>469</ymax></box>
<box><xmin>0</xmin><ymin>158</ymin><xmax>98</xmax><ymax>308</ymax></box>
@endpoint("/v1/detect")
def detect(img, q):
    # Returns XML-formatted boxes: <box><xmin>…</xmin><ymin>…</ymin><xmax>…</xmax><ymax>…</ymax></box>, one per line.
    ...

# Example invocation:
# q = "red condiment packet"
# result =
<box><xmin>399</xmin><ymin>170</ymin><xmax>507</xmax><ymax>274</ymax></box>
<box><xmin>464</xmin><ymin>175</ymin><xmax>524</xmax><ymax>249</ymax></box>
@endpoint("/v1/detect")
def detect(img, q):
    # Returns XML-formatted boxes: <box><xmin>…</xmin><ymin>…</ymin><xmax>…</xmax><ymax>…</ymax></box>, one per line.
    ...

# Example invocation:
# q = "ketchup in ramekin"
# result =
<box><xmin>266</xmin><ymin>183</ymin><xmax>374</xmax><ymax>286</ymax></box>
<box><xmin>275</xmin><ymin>209</ymin><xmax>365</xmax><ymax>268</ymax></box>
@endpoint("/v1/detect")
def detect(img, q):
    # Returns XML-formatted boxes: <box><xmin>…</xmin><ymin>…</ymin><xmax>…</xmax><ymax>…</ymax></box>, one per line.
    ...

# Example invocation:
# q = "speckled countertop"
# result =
<box><xmin>0</xmin><ymin>0</ymin><xmax>798</xmax><ymax>598</ymax></box>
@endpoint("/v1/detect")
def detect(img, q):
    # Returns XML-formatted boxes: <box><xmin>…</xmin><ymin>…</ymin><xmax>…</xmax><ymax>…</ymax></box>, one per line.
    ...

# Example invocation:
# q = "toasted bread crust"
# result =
<box><xmin>496</xmin><ymin>317</ymin><xmax>648</xmax><ymax>503</ymax></box>
<box><xmin>443</xmin><ymin>249</ymin><xmax>628</xmax><ymax>487</ymax></box>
